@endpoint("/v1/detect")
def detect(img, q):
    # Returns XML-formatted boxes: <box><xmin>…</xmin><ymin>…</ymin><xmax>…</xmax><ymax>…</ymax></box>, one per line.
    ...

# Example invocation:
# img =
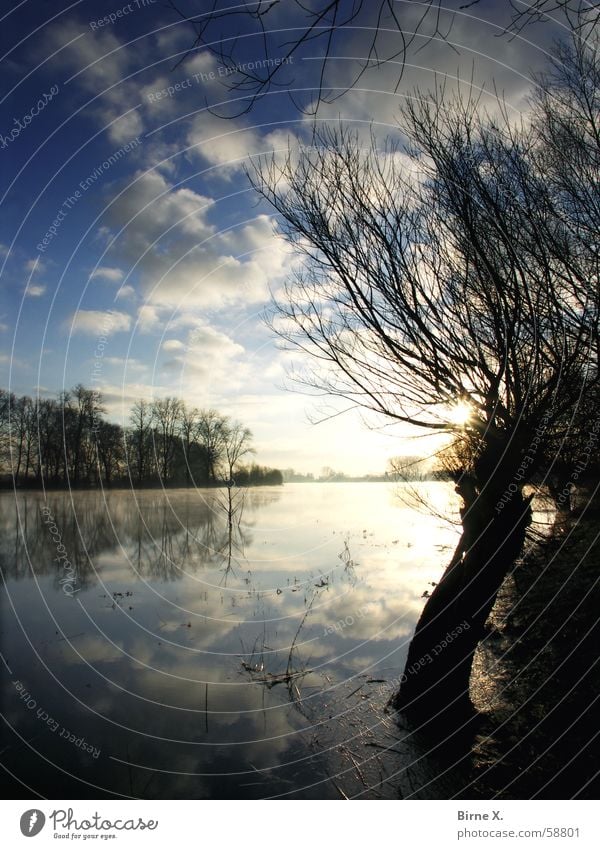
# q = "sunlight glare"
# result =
<box><xmin>447</xmin><ymin>401</ymin><xmax>473</xmax><ymax>426</ymax></box>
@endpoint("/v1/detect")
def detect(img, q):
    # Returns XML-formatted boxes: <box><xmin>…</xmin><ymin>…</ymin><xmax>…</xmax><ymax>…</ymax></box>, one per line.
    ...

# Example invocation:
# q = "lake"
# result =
<box><xmin>0</xmin><ymin>482</ymin><xmax>463</xmax><ymax>799</ymax></box>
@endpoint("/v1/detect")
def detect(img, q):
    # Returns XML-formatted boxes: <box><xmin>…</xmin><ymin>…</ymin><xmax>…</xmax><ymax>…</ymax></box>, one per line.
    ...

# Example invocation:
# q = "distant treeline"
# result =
<box><xmin>280</xmin><ymin>461</ymin><xmax>450</xmax><ymax>483</ymax></box>
<box><xmin>0</xmin><ymin>386</ymin><xmax>282</xmax><ymax>488</ymax></box>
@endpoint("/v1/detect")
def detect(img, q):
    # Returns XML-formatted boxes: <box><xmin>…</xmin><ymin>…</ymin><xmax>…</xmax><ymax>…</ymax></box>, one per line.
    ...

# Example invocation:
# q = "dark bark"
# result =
<box><xmin>391</xmin><ymin>485</ymin><xmax>533</xmax><ymax>722</ymax></box>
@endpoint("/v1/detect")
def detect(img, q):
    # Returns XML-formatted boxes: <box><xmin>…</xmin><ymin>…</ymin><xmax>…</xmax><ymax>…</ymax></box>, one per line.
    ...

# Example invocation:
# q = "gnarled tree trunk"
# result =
<box><xmin>392</xmin><ymin>482</ymin><xmax>533</xmax><ymax>722</ymax></box>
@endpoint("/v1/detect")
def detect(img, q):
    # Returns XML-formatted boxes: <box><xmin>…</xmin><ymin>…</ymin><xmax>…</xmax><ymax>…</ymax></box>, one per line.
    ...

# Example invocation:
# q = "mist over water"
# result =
<box><xmin>1</xmin><ymin>482</ymin><xmax>461</xmax><ymax>798</ymax></box>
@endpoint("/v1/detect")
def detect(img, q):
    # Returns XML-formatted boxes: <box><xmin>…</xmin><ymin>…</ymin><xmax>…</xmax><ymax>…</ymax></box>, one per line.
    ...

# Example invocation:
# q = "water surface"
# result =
<box><xmin>0</xmin><ymin>482</ymin><xmax>461</xmax><ymax>798</ymax></box>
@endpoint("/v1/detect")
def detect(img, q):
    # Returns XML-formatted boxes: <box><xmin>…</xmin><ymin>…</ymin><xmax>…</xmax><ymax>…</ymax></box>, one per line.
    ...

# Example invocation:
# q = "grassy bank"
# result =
<box><xmin>467</xmin><ymin>495</ymin><xmax>600</xmax><ymax>798</ymax></box>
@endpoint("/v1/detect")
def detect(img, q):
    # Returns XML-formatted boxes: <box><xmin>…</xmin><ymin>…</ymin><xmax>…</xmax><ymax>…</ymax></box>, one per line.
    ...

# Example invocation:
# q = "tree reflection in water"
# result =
<box><xmin>0</xmin><ymin>483</ymin><xmax>468</xmax><ymax>799</ymax></box>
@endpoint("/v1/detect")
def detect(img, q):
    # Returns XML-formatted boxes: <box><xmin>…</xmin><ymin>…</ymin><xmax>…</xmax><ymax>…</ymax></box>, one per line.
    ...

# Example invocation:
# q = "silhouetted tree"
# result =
<box><xmin>235</xmin><ymin>463</ymin><xmax>283</xmax><ymax>486</ymax></box>
<box><xmin>151</xmin><ymin>397</ymin><xmax>184</xmax><ymax>484</ymax></box>
<box><xmin>251</xmin><ymin>33</ymin><xmax>600</xmax><ymax>719</ymax></box>
<box><xmin>94</xmin><ymin>421</ymin><xmax>125</xmax><ymax>486</ymax></box>
<box><xmin>168</xmin><ymin>0</ymin><xmax>453</xmax><ymax>115</ymax></box>
<box><xmin>1</xmin><ymin>387</ymin><xmax>278</xmax><ymax>492</ymax></box>
<box><xmin>173</xmin><ymin>0</ymin><xmax>600</xmax><ymax>118</ymax></box>
<box><xmin>64</xmin><ymin>385</ymin><xmax>105</xmax><ymax>485</ymax></box>
<box><xmin>178</xmin><ymin>403</ymin><xmax>201</xmax><ymax>486</ymax></box>
<box><xmin>35</xmin><ymin>398</ymin><xmax>63</xmax><ymax>483</ymax></box>
<box><xmin>196</xmin><ymin>409</ymin><xmax>228</xmax><ymax>484</ymax></box>
<box><xmin>221</xmin><ymin>421</ymin><xmax>254</xmax><ymax>483</ymax></box>
<box><xmin>11</xmin><ymin>395</ymin><xmax>35</xmax><ymax>484</ymax></box>
<box><xmin>128</xmin><ymin>399</ymin><xmax>153</xmax><ymax>485</ymax></box>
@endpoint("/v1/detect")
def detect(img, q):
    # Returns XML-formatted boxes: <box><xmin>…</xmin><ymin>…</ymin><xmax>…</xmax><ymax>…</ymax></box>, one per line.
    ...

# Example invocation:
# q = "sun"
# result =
<box><xmin>447</xmin><ymin>401</ymin><xmax>473</xmax><ymax>426</ymax></box>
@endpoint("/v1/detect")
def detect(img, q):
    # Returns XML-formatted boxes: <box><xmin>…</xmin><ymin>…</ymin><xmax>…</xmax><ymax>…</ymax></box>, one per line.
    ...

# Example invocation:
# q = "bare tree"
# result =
<box><xmin>151</xmin><ymin>397</ymin><xmax>184</xmax><ymax>484</ymax></box>
<box><xmin>505</xmin><ymin>0</ymin><xmax>600</xmax><ymax>35</ymax></box>
<box><xmin>179</xmin><ymin>403</ymin><xmax>200</xmax><ymax>487</ymax></box>
<box><xmin>128</xmin><ymin>399</ymin><xmax>153</xmax><ymax>486</ymax></box>
<box><xmin>0</xmin><ymin>387</ymin><xmax>268</xmax><ymax>491</ymax></box>
<box><xmin>388</xmin><ymin>455</ymin><xmax>429</xmax><ymax>482</ymax></box>
<box><xmin>171</xmin><ymin>0</ymin><xmax>600</xmax><ymax>119</ymax></box>
<box><xmin>64</xmin><ymin>385</ymin><xmax>105</xmax><ymax>485</ymax></box>
<box><xmin>249</xmin><ymin>45</ymin><xmax>599</xmax><ymax>718</ymax></box>
<box><xmin>10</xmin><ymin>395</ymin><xmax>34</xmax><ymax>484</ymax></box>
<box><xmin>168</xmin><ymin>0</ymin><xmax>457</xmax><ymax>115</ymax></box>
<box><xmin>94</xmin><ymin>421</ymin><xmax>125</xmax><ymax>486</ymax></box>
<box><xmin>0</xmin><ymin>390</ymin><xmax>10</xmax><ymax>473</ymax></box>
<box><xmin>196</xmin><ymin>409</ymin><xmax>229</xmax><ymax>484</ymax></box>
<box><xmin>35</xmin><ymin>397</ymin><xmax>63</xmax><ymax>483</ymax></box>
<box><xmin>221</xmin><ymin>421</ymin><xmax>254</xmax><ymax>483</ymax></box>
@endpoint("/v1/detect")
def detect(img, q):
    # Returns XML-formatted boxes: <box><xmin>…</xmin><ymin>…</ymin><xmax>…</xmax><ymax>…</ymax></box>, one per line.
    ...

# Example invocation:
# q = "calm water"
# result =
<box><xmin>0</xmin><ymin>482</ymin><xmax>462</xmax><ymax>799</ymax></box>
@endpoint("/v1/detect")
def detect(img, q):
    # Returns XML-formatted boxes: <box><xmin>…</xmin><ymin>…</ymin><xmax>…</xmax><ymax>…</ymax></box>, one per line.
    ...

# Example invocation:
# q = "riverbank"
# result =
<box><xmin>467</xmin><ymin>496</ymin><xmax>600</xmax><ymax>798</ymax></box>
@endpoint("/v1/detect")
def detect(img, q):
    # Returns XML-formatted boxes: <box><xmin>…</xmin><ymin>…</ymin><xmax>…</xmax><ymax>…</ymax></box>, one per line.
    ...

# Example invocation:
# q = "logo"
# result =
<box><xmin>20</xmin><ymin>810</ymin><xmax>46</xmax><ymax>837</ymax></box>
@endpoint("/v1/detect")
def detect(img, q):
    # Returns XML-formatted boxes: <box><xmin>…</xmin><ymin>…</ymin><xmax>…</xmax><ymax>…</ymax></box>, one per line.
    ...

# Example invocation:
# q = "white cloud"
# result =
<box><xmin>41</xmin><ymin>20</ymin><xmax>145</xmax><ymax>145</ymax></box>
<box><xmin>25</xmin><ymin>284</ymin><xmax>46</xmax><ymax>298</ymax></box>
<box><xmin>137</xmin><ymin>304</ymin><xmax>162</xmax><ymax>333</ymax></box>
<box><xmin>25</xmin><ymin>258</ymin><xmax>46</xmax><ymax>274</ymax></box>
<box><xmin>70</xmin><ymin>310</ymin><xmax>131</xmax><ymax>335</ymax></box>
<box><xmin>299</xmin><ymin>4</ymin><xmax>546</xmax><ymax>128</ymax></box>
<box><xmin>115</xmin><ymin>284</ymin><xmax>136</xmax><ymax>300</ymax></box>
<box><xmin>161</xmin><ymin>322</ymin><xmax>246</xmax><ymax>386</ymax></box>
<box><xmin>187</xmin><ymin>114</ymin><xmax>260</xmax><ymax>173</ymax></box>
<box><xmin>103</xmin><ymin>169</ymin><xmax>290</xmax><ymax>309</ymax></box>
<box><xmin>103</xmin><ymin>356</ymin><xmax>147</xmax><ymax>372</ymax></box>
<box><xmin>187</xmin><ymin>115</ymin><xmax>302</xmax><ymax>178</ymax></box>
<box><xmin>161</xmin><ymin>339</ymin><xmax>185</xmax><ymax>352</ymax></box>
<box><xmin>91</xmin><ymin>266</ymin><xmax>124</xmax><ymax>282</ymax></box>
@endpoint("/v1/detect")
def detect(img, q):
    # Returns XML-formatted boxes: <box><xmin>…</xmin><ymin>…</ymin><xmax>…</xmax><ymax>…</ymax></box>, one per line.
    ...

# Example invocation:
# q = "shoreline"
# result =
<box><xmin>467</xmin><ymin>499</ymin><xmax>600</xmax><ymax>798</ymax></box>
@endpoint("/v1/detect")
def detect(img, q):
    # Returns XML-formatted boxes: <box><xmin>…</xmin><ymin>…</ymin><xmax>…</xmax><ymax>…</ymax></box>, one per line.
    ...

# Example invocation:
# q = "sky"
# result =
<box><xmin>0</xmin><ymin>0</ymin><xmax>565</xmax><ymax>475</ymax></box>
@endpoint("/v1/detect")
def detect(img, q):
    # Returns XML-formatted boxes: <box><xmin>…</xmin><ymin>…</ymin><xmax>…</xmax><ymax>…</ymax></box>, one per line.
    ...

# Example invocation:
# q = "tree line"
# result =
<box><xmin>0</xmin><ymin>386</ymin><xmax>282</xmax><ymax>488</ymax></box>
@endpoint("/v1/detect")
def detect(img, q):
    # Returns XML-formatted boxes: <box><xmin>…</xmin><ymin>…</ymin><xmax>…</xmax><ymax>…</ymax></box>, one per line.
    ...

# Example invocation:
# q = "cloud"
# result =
<box><xmin>103</xmin><ymin>356</ymin><xmax>147</xmax><ymax>372</ymax></box>
<box><xmin>70</xmin><ymin>310</ymin><xmax>131</xmax><ymax>335</ymax></box>
<box><xmin>91</xmin><ymin>266</ymin><xmax>124</xmax><ymax>282</ymax></box>
<box><xmin>25</xmin><ymin>258</ymin><xmax>46</xmax><ymax>274</ymax></box>
<box><xmin>187</xmin><ymin>114</ymin><xmax>302</xmax><ymax>178</ymax></box>
<box><xmin>103</xmin><ymin>169</ymin><xmax>291</xmax><ymax>309</ymax></box>
<box><xmin>40</xmin><ymin>19</ymin><xmax>145</xmax><ymax>145</ymax></box>
<box><xmin>136</xmin><ymin>304</ymin><xmax>161</xmax><ymax>333</ymax></box>
<box><xmin>107</xmin><ymin>169</ymin><xmax>214</xmax><ymax>249</ymax></box>
<box><xmin>187</xmin><ymin>114</ymin><xmax>261</xmax><ymax>174</ymax></box>
<box><xmin>115</xmin><ymin>284</ymin><xmax>136</xmax><ymax>300</ymax></box>
<box><xmin>300</xmin><ymin>3</ymin><xmax>551</xmax><ymax>128</ymax></box>
<box><xmin>161</xmin><ymin>322</ymin><xmax>246</xmax><ymax>385</ymax></box>
<box><xmin>162</xmin><ymin>339</ymin><xmax>185</xmax><ymax>352</ymax></box>
<box><xmin>24</xmin><ymin>284</ymin><xmax>46</xmax><ymax>298</ymax></box>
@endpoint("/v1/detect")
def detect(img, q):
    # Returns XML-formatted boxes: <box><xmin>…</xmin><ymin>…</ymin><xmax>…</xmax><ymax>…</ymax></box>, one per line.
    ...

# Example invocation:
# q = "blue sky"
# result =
<box><xmin>0</xmin><ymin>0</ymin><xmax>561</xmax><ymax>474</ymax></box>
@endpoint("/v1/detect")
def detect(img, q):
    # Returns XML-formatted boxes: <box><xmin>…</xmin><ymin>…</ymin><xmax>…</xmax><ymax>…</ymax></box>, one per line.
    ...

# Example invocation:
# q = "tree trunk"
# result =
<box><xmin>185</xmin><ymin>438</ymin><xmax>191</xmax><ymax>487</ymax></box>
<box><xmin>391</xmin><ymin>486</ymin><xmax>533</xmax><ymax>722</ymax></box>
